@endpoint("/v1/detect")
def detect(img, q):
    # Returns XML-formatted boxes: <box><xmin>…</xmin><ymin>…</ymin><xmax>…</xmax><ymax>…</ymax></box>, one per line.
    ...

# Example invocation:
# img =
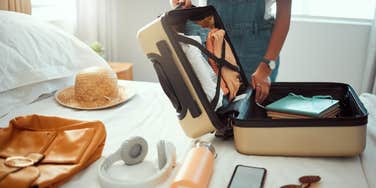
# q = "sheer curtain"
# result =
<box><xmin>0</xmin><ymin>0</ymin><xmax>31</xmax><ymax>14</ymax></box>
<box><xmin>76</xmin><ymin>0</ymin><xmax>117</xmax><ymax>61</ymax></box>
<box><xmin>31</xmin><ymin>0</ymin><xmax>76</xmax><ymax>34</ymax></box>
<box><xmin>361</xmin><ymin>4</ymin><xmax>376</xmax><ymax>94</ymax></box>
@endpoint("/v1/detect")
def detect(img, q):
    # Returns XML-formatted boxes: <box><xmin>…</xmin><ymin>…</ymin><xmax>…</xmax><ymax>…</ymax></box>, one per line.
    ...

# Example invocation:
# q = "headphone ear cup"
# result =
<box><xmin>120</xmin><ymin>136</ymin><xmax>148</xmax><ymax>165</ymax></box>
<box><xmin>157</xmin><ymin>140</ymin><xmax>167</xmax><ymax>169</ymax></box>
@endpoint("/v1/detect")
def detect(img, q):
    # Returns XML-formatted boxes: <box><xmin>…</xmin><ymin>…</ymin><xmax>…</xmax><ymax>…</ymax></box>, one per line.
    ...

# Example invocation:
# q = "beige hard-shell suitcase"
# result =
<box><xmin>137</xmin><ymin>6</ymin><xmax>367</xmax><ymax>157</ymax></box>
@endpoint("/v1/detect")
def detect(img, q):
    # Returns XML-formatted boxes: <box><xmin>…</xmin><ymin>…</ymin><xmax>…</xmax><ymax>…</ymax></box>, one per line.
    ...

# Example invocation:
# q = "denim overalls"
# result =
<box><xmin>185</xmin><ymin>0</ymin><xmax>279</xmax><ymax>82</ymax></box>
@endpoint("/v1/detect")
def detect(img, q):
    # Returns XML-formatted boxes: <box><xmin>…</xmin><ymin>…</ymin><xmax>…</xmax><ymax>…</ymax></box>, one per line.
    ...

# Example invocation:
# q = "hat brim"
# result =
<box><xmin>55</xmin><ymin>86</ymin><xmax>135</xmax><ymax>110</ymax></box>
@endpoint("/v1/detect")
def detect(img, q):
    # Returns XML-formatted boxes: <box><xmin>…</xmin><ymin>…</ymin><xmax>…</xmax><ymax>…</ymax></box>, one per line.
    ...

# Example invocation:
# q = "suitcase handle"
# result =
<box><xmin>147</xmin><ymin>40</ymin><xmax>202</xmax><ymax>119</ymax></box>
<box><xmin>153</xmin><ymin>61</ymin><xmax>182</xmax><ymax>113</ymax></box>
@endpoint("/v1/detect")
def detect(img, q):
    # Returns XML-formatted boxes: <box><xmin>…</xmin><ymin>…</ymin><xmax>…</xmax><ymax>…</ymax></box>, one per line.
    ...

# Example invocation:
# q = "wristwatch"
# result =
<box><xmin>262</xmin><ymin>57</ymin><xmax>276</xmax><ymax>70</ymax></box>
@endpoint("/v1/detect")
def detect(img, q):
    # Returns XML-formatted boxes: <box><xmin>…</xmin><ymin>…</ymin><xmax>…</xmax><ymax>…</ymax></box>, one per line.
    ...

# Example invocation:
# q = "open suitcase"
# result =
<box><xmin>137</xmin><ymin>6</ymin><xmax>368</xmax><ymax>157</ymax></box>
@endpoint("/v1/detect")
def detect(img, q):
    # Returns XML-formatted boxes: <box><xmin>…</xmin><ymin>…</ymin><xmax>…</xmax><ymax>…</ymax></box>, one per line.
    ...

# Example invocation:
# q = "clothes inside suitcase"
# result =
<box><xmin>137</xmin><ymin>6</ymin><xmax>368</xmax><ymax>157</ymax></box>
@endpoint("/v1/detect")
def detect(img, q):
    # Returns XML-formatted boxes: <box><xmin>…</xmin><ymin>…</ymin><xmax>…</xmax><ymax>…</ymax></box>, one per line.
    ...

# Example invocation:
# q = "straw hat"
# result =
<box><xmin>55</xmin><ymin>67</ymin><xmax>135</xmax><ymax>110</ymax></box>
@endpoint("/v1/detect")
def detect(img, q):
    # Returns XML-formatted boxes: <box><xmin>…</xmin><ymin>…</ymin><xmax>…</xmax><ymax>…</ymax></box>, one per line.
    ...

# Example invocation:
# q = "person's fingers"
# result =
<box><xmin>180</xmin><ymin>0</ymin><xmax>192</xmax><ymax>8</ymax></box>
<box><xmin>169</xmin><ymin>0</ymin><xmax>176</xmax><ymax>8</ymax></box>
<box><xmin>177</xmin><ymin>0</ymin><xmax>185</xmax><ymax>7</ymax></box>
<box><xmin>258</xmin><ymin>84</ymin><xmax>265</xmax><ymax>103</ymax></box>
<box><xmin>185</xmin><ymin>1</ymin><xmax>192</xmax><ymax>8</ymax></box>
<box><xmin>259</xmin><ymin>85</ymin><xmax>268</xmax><ymax>103</ymax></box>
<box><xmin>251</xmin><ymin>75</ymin><xmax>256</xmax><ymax>89</ymax></box>
<box><xmin>175</xmin><ymin>0</ymin><xmax>183</xmax><ymax>6</ymax></box>
<box><xmin>260</xmin><ymin>85</ymin><xmax>266</xmax><ymax>102</ymax></box>
<box><xmin>255</xmin><ymin>84</ymin><xmax>262</xmax><ymax>103</ymax></box>
<box><xmin>260</xmin><ymin>78</ymin><xmax>271</xmax><ymax>103</ymax></box>
<box><xmin>264</xmin><ymin>84</ymin><xmax>270</xmax><ymax>101</ymax></box>
<box><xmin>170</xmin><ymin>0</ymin><xmax>191</xmax><ymax>8</ymax></box>
<box><xmin>251</xmin><ymin>75</ymin><xmax>261</xmax><ymax>102</ymax></box>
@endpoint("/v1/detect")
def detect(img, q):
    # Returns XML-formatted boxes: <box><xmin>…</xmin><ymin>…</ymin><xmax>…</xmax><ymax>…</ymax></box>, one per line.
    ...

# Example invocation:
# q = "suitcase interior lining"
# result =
<box><xmin>259</xmin><ymin>83</ymin><xmax>362</xmax><ymax>118</ymax></box>
<box><xmin>234</xmin><ymin>82</ymin><xmax>368</xmax><ymax>127</ymax></box>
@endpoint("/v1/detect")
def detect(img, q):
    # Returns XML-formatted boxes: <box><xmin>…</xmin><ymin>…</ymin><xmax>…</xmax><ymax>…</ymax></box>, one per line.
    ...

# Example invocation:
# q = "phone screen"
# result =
<box><xmin>227</xmin><ymin>165</ymin><xmax>267</xmax><ymax>188</ymax></box>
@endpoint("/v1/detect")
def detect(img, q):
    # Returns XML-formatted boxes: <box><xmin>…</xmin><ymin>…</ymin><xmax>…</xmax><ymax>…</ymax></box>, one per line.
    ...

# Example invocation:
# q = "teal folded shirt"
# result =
<box><xmin>265</xmin><ymin>93</ymin><xmax>339</xmax><ymax>117</ymax></box>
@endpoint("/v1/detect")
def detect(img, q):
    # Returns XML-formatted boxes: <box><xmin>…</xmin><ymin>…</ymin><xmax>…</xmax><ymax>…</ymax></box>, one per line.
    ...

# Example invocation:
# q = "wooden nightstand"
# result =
<box><xmin>108</xmin><ymin>62</ymin><xmax>133</xmax><ymax>80</ymax></box>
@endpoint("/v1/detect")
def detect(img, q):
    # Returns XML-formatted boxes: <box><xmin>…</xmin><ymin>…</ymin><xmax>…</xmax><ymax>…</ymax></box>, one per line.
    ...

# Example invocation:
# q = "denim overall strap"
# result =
<box><xmin>207</xmin><ymin>0</ymin><xmax>279</xmax><ymax>82</ymax></box>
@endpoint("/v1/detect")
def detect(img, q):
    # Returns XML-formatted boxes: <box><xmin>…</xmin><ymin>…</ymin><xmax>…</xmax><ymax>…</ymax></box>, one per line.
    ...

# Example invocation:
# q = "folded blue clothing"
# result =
<box><xmin>184</xmin><ymin>20</ymin><xmax>210</xmax><ymax>46</ymax></box>
<box><xmin>265</xmin><ymin>93</ymin><xmax>339</xmax><ymax>117</ymax></box>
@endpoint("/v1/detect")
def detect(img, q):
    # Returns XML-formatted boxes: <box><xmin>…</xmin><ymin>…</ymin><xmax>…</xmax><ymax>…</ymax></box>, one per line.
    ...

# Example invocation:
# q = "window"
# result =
<box><xmin>291</xmin><ymin>0</ymin><xmax>375</xmax><ymax>20</ymax></box>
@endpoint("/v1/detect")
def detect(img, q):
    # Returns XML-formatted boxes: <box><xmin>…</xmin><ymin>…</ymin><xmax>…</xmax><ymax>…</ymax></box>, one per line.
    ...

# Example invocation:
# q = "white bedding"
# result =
<box><xmin>0</xmin><ymin>81</ymin><xmax>375</xmax><ymax>188</ymax></box>
<box><xmin>360</xmin><ymin>93</ymin><xmax>376</xmax><ymax>188</ymax></box>
<box><xmin>0</xmin><ymin>10</ymin><xmax>109</xmax><ymax>118</ymax></box>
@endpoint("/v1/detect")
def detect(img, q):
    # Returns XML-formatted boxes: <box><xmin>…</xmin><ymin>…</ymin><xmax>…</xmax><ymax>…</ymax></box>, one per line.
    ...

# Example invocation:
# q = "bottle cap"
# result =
<box><xmin>194</xmin><ymin>140</ymin><xmax>216</xmax><ymax>157</ymax></box>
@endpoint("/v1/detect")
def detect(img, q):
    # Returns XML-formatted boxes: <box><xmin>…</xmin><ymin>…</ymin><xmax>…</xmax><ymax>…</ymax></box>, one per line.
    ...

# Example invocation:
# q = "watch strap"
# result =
<box><xmin>261</xmin><ymin>57</ymin><xmax>275</xmax><ymax>70</ymax></box>
<box><xmin>261</xmin><ymin>57</ymin><xmax>271</xmax><ymax>65</ymax></box>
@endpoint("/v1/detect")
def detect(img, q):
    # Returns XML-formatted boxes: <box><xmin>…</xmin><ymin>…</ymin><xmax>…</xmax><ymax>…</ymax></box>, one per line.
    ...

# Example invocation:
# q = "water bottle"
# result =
<box><xmin>170</xmin><ymin>141</ymin><xmax>216</xmax><ymax>188</ymax></box>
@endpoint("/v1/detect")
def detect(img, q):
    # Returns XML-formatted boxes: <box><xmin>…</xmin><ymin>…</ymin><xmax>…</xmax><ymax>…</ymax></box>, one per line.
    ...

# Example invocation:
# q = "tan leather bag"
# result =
<box><xmin>0</xmin><ymin>114</ymin><xmax>106</xmax><ymax>188</ymax></box>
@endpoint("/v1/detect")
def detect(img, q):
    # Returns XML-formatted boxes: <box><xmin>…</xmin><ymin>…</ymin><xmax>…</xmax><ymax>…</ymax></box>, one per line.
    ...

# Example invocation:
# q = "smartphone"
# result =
<box><xmin>227</xmin><ymin>165</ymin><xmax>267</xmax><ymax>188</ymax></box>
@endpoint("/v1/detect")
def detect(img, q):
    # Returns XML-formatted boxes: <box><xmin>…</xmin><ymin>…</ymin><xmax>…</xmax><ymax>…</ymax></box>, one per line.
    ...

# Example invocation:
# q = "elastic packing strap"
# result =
<box><xmin>210</xmin><ymin>38</ymin><xmax>226</xmax><ymax>110</ymax></box>
<box><xmin>256</xmin><ymin>93</ymin><xmax>334</xmax><ymax>109</ymax></box>
<box><xmin>175</xmin><ymin>34</ymin><xmax>240</xmax><ymax>72</ymax></box>
<box><xmin>176</xmin><ymin>33</ymin><xmax>233</xmax><ymax>111</ymax></box>
<box><xmin>288</xmin><ymin>93</ymin><xmax>333</xmax><ymax>101</ymax></box>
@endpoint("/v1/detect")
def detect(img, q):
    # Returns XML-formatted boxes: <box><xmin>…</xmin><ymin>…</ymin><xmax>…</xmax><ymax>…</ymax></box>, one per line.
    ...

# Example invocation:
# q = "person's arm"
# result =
<box><xmin>264</xmin><ymin>0</ymin><xmax>291</xmax><ymax>61</ymax></box>
<box><xmin>252</xmin><ymin>0</ymin><xmax>291</xmax><ymax>103</ymax></box>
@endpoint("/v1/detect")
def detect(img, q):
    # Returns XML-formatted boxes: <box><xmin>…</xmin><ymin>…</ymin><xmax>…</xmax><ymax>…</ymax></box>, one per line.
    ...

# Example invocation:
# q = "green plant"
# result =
<box><xmin>90</xmin><ymin>41</ymin><xmax>105</xmax><ymax>58</ymax></box>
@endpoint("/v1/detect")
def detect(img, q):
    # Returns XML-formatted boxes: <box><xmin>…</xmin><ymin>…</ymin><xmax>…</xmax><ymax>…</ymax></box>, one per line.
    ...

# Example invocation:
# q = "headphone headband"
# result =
<box><xmin>98</xmin><ymin>137</ymin><xmax>176</xmax><ymax>188</ymax></box>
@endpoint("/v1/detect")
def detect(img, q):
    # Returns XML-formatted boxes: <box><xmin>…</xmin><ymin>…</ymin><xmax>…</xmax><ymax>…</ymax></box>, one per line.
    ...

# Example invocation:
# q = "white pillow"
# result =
<box><xmin>0</xmin><ymin>11</ymin><xmax>110</xmax><ymax>117</ymax></box>
<box><xmin>179</xmin><ymin>35</ymin><xmax>223</xmax><ymax>110</ymax></box>
<box><xmin>0</xmin><ymin>10</ymin><xmax>109</xmax><ymax>92</ymax></box>
<box><xmin>0</xmin><ymin>78</ymin><xmax>73</xmax><ymax>117</ymax></box>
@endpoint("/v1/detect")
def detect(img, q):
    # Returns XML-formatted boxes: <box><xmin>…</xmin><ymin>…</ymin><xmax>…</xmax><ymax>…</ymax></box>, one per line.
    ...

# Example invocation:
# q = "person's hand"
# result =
<box><xmin>169</xmin><ymin>0</ymin><xmax>192</xmax><ymax>9</ymax></box>
<box><xmin>251</xmin><ymin>62</ymin><xmax>272</xmax><ymax>103</ymax></box>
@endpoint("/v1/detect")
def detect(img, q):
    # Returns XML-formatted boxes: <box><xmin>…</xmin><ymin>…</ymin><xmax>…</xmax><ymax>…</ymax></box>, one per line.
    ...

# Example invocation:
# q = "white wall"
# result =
<box><xmin>278</xmin><ymin>18</ymin><xmax>371</xmax><ymax>94</ymax></box>
<box><xmin>114</xmin><ymin>1</ymin><xmax>371</xmax><ymax>93</ymax></box>
<box><xmin>115</xmin><ymin>0</ymin><xmax>171</xmax><ymax>82</ymax></box>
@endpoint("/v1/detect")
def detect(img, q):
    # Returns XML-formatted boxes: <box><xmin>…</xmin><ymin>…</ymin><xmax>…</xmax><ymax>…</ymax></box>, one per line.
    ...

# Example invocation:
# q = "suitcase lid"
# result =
<box><xmin>160</xmin><ymin>6</ymin><xmax>251</xmax><ymax>136</ymax></box>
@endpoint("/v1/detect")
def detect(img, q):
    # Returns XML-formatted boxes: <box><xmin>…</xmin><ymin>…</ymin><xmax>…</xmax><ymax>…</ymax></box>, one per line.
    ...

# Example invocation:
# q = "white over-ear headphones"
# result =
<box><xmin>97</xmin><ymin>136</ymin><xmax>176</xmax><ymax>188</ymax></box>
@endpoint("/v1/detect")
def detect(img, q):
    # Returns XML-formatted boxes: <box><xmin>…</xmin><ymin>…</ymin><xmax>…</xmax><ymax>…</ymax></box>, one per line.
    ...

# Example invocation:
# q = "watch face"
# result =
<box><xmin>269</xmin><ymin>60</ymin><xmax>276</xmax><ymax>70</ymax></box>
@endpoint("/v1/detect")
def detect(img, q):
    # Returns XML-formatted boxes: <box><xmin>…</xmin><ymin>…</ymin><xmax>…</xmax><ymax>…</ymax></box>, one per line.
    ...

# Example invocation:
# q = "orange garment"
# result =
<box><xmin>0</xmin><ymin>114</ymin><xmax>106</xmax><ymax>188</ymax></box>
<box><xmin>193</xmin><ymin>15</ymin><xmax>240</xmax><ymax>100</ymax></box>
<box><xmin>195</xmin><ymin>16</ymin><xmax>216</xmax><ymax>29</ymax></box>
<box><xmin>206</xmin><ymin>29</ymin><xmax>239</xmax><ymax>96</ymax></box>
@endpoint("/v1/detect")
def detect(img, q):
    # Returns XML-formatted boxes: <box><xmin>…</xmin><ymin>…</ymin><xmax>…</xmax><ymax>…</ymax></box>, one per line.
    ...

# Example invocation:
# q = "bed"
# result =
<box><xmin>0</xmin><ymin>80</ymin><xmax>375</xmax><ymax>188</ymax></box>
<box><xmin>0</xmin><ymin>2</ymin><xmax>376</xmax><ymax>188</ymax></box>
